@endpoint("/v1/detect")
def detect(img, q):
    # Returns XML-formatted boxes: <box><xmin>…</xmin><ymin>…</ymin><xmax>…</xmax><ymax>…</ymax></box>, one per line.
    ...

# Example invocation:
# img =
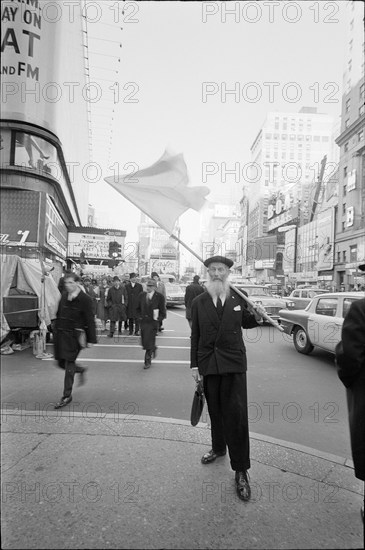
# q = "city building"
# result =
<box><xmin>1</xmin><ymin>4</ymin><xmax>91</xmax><ymax>282</ymax></box>
<box><xmin>138</xmin><ymin>214</ymin><xmax>180</xmax><ymax>277</ymax></box>
<box><xmin>334</xmin><ymin>0</ymin><xmax>365</xmax><ymax>290</ymax></box>
<box><xmin>240</xmin><ymin>107</ymin><xmax>338</xmax><ymax>282</ymax></box>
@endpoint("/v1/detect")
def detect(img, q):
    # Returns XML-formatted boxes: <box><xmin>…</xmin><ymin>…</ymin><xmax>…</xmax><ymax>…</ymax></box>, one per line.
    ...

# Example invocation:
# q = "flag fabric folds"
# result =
<box><xmin>104</xmin><ymin>150</ymin><xmax>210</xmax><ymax>235</ymax></box>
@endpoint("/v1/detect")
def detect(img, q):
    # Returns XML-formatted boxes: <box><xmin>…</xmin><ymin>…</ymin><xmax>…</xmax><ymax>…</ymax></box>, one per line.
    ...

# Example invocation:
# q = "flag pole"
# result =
<box><xmin>170</xmin><ymin>234</ymin><xmax>284</xmax><ymax>332</ymax></box>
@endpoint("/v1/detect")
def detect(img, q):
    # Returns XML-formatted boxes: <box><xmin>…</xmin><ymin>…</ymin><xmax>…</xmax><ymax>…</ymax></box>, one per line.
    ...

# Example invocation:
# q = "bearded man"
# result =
<box><xmin>190</xmin><ymin>256</ymin><xmax>266</xmax><ymax>502</ymax></box>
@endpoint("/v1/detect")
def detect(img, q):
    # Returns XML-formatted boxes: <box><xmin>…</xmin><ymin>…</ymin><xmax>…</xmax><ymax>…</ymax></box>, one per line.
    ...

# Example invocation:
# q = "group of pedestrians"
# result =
<box><xmin>53</xmin><ymin>271</ymin><xmax>168</xmax><ymax>407</ymax></box>
<box><xmin>52</xmin><ymin>256</ymin><xmax>364</xmax><ymax>515</ymax></box>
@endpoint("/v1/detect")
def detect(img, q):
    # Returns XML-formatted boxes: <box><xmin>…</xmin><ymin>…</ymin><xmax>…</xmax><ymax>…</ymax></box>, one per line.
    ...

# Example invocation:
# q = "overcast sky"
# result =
<box><xmin>87</xmin><ymin>1</ymin><xmax>348</xmax><ymax>247</ymax></box>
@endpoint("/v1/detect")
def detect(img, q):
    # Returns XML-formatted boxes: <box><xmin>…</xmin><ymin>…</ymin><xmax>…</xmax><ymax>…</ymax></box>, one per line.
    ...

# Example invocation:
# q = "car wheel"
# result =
<box><xmin>293</xmin><ymin>326</ymin><xmax>314</xmax><ymax>355</ymax></box>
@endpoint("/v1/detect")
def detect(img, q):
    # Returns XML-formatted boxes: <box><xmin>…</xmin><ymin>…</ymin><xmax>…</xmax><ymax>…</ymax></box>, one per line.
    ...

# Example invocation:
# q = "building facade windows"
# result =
<box><xmin>350</xmin><ymin>245</ymin><xmax>357</xmax><ymax>263</ymax></box>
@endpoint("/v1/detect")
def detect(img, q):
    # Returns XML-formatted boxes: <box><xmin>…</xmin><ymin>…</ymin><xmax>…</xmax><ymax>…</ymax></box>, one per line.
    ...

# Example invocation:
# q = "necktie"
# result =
<box><xmin>216</xmin><ymin>297</ymin><xmax>223</xmax><ymax>319</ymax></box>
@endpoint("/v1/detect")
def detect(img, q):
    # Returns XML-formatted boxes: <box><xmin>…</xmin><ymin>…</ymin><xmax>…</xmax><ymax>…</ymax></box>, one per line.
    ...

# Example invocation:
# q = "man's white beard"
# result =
<box><xmin>205</xmin><ymin>278</ymin><xmax>230</xmax><ymax>300</ymax></box>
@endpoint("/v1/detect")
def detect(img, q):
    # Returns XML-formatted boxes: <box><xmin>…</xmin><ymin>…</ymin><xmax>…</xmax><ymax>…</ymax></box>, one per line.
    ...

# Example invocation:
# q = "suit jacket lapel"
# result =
<box><xmin>203</xmin><ymin>293</ymin><xmax>220</xmax><ymax>329</ymax></box>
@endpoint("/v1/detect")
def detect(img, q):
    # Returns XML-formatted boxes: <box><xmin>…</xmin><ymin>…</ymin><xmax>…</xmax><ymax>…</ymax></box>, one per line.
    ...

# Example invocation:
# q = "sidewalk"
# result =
<box><xmin>1</xmin><ymin>411</ymin><xmax>363</xmax><ymax>549</ymax></box>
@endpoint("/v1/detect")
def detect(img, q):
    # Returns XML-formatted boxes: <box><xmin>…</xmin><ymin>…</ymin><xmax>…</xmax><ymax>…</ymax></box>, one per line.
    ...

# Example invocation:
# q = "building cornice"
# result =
<box><xmin>335</xmin><ymin>114</ymin><xmax>365</xmax><ymax>146</ymax></box>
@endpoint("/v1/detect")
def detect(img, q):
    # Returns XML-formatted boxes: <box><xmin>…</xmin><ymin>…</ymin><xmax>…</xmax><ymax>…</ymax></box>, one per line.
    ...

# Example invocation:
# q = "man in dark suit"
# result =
<box><xmin>125</xmin><ymin>273</ymin><xmax>143</xmax><ymax>335</ymax></box>
<box><xmin>53</xmin><ymin>271</ymin><xmax>97</xmax><ymax>409</ymax></box>
<box><xmin>337</xmin><ymin>262</ymin><xmax>365</xmax><ymax>522</ymax></box>
<box><xmin>184</xmin><ymin>275</ymin><xmax>204</xmax><ymax>328</ymax></box>
<box><xmin>190</xmin><ymin>256</ymin><xmax>266</xmax><ymax>502</ymax></box>
<box><xmin>136</xmin><ymin>279</ymin><xmax>167</xmax><ymax>369</ymax></box>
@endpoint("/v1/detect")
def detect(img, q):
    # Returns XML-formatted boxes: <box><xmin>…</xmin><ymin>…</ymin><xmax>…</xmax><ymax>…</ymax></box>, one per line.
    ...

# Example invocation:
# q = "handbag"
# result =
<box><xmin>190</xmin><ymin>379</ymin><xmax>205</xmax><ymax>426</ymax></box>
<box><xmin>75</xmin><ymin>328</ymin><xmax>87</xmax><ymax>349</ymax></box>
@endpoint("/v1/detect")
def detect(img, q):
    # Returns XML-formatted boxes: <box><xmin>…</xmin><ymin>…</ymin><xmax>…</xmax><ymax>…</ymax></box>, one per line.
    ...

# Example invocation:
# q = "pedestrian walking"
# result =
<box><xmin>97</xmin><ymin>277</ymin><xmax>110</xmax><ymax>331</ymax></box>
<box><xmin>106</xmin><ymin>276</ymin><xmax>128</xmax><ymax>337</ymax></box>
<box><xmin>336</xmin><ymin>262</ymin><xmax>365</xmax><ymax>522</ymax></box>
<box><xmin>53</xmin><ymin>271</ymin><xmax>97</xmax><ymax>409</ymax></box>
<box><xmin>190</xmin><ymin>255</ymin><xmax>266</xmax><ymax>502</ymax></box>
<box><xmin>151</xmin><ymin>272</ymin><xmax>166</xmax><ymax>331</ymax></box>
<box><xmin>184</xmin><ymin>275</ymin><xmax>204</xmax><ymax>329</ymax></box>
<box><xmin>125</xmin><ymin>273</ymin><xmax>143</xmax><ymax>335</ymax></box>
<box><xmin>136</xmin><ymin>278</ymin><xmax>166</xmax><ymax>369</ymax></box>
<box><xmin>83</xmin><ymin>277</ymin><xmax>98</xmax><ymax>316</ymax></box>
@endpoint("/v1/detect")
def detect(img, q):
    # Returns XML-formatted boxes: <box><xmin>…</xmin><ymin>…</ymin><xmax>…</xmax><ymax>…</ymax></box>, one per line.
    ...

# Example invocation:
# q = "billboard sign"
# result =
<box><xmin>0</xmin><ymin>189</ymin><xmax>40</xmax><ymax>245</ymax></box>
<box><xmin>317</xmin><ymin>208</ymin><xmax>334</xmax><ymax>271</ymax></box>
<box><xmin>67</xmin><ymin>232</ymin><xmax>125</xmax><ymax>260</ymax></box>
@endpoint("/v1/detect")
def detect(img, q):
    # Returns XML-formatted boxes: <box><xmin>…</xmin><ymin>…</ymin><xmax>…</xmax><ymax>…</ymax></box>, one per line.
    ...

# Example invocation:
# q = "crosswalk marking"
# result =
<box><xmin>41</xmin><ymin>358</ymin><xmax>190</xmax><ymax>364</ymax></box>
<box><xmin>98</xmin><ymin>335</ymin><xmax>190</xmax><ymax>340</ymax></box>
<box><xmin>94</xmin><ymin>345</ymin><xmax>189</xmax><ymax>349</ymax></box>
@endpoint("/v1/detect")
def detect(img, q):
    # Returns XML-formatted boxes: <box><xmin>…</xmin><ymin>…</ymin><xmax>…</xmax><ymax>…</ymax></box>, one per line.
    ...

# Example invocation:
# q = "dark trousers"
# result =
<box><xmin>128</xmin><ymin>317</ymin><xmax>140</xmax><ymax>334</ymax></box>
<box><xmin>203</xmin><ymin>373</ymin><xmax>250</xmax><ymax>472</ymax></box>
<box><xmin>347</xmin><ymin>379</ymin><xmax>365</xmax><ymax>481</ymax></box>
<box><xmin>110</xmin><ymin>321</ymin><xmax>123</xmax><ymax>334</ymax></box>
<box><xmin>58</xmin><ymin>359</ymin><xmax>84</xmax><ymax>398</ymax></box>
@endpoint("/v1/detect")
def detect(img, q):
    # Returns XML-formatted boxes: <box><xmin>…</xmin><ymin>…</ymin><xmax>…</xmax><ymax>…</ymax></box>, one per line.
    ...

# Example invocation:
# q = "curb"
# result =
<box><xmin>1</xmin><ymin>409</ymin><xmax>354</xmax><ymax>470</ymax></box>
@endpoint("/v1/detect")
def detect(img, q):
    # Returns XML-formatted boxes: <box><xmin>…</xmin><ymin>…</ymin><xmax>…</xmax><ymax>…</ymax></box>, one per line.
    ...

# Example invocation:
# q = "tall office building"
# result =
<box><xmin>247</xmin><ymin>107</ymin><xmax>336</xmax><ymax>242</ymax></box>
<box><xmin>334</xmin><ymin>0</ymin><xmax>365</xmax><ymax>289</ymax></box>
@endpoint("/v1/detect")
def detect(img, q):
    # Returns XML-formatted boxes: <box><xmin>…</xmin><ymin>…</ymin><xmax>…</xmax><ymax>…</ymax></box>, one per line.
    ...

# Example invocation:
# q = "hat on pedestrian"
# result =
<box><xmin>359</xmin><ymin>263</ymin><xmax>365</xmax><ymax>272</ymax></box>
<box><xmin>112</xmin><ymin>276</ymin><xmax>120</xmax><ymax>282</ymax></box>
<box><xmin>129</xmin><ymin>272</ymin><xmax>137</xmax><ymax>279</ymax></box>
<box><xmin>193</xmin><ymin>275</ymin><xmax>200</xmax><ymax>282</ymax></box>
<box><xmin>83</xmin><ymin>276</ymin><xmax>91</xmax><ymax>282</ymax></box>
<box><xmin>203</xmin><ymin>255</ymin><xmax>234</xmax><ymax>268</ymax></box>
<box><xmin>146</xmin><ymin>279</ymin><xmax>157</xmax><ymax>287</ymax></box>
<box><xmin>151</xmin><ymin>272</ymin><xmax>159</xmax><ymax>278</ymax></box>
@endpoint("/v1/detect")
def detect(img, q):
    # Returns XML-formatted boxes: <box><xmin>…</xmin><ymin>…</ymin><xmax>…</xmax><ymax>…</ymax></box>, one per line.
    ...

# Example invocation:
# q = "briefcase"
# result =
<box><xmin>190</xmin><ymin>379</ymin><xmax>205</xmax><ymax>427</ymax></box>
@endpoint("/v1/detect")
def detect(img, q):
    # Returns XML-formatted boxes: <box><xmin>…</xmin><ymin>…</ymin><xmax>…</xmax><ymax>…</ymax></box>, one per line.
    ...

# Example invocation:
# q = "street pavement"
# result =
<box><xmin>1</xmin><ymin>314</ymin><xmax>364</xmax><ymax>548</ymax></box>
<box><xmin>1</xmin><ymin>407</ymin><xmax>364</xmax><ymax>549</ymax></box>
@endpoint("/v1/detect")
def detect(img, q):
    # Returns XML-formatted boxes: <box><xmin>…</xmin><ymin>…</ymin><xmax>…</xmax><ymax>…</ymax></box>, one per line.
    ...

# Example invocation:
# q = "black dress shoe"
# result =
<box><xmin>144</xmin><ymin>351</ymin><xmax>151</xmax><ymax>369</ymax></box>
<box><xmin>54</xmin><ymin>396</ymin><xmax>72</xmax><ymax>409</ymax></box>
<box><xmin>134</xmin><ymin>331</ymin><xmax>139</xmax><ymax>336</ymax></box>
<box><xmin>107</xmin><ymin>333</ymin><xmax>114</xmax><ymax>338</ymax></box>
<box><xmin>235</xmin><ymin>471</ymin><xmax>251</xmax><ymax>501</ymax></box>
<box><xmin>201</xmin><ymin>449</ymin><xmax>226</xmax><ymax>464</ymax></box>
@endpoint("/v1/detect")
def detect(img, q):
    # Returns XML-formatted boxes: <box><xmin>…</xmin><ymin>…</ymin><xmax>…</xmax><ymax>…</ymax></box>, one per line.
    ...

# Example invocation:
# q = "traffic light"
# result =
<box><xmin>108</xmin><ymin>241</ymin><xmax>119</xmax><ymax>258</ymax></box>
<box><xmin>117</xmin><ymin>243</ymin><xmax>122</xmax><ymax>258</ymax></box>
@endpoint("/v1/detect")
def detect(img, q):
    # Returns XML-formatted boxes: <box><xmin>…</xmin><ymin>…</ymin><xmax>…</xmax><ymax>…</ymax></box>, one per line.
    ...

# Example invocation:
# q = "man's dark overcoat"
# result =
<box><xmin>190</xmin><ymin>290</ymin><xmax>259</xmax><ymax>376</ymax></box>
<box><xmin>54</xmin><ymin>291</ymin><xmax>97</xmax><ymax>362</ymax></box>
<box><xmin>136</xmin><ymin>291</ymin><xmax>166</xmax><ymax>350</ymax></box>
<box><xmin>107</xmin><ymin>285</ymin><xmax>128</xmax><ymax>322</ymax></box>
<box><xmin>126</xmin><ymin>282</ymin><xmax>143</xmax><ymax>318</ymax></box>
<box><xmin>339</xmin><ymin>297</ymin><xmax>365</xmax><ymax>481</ymax></box>
<box><xmin>184</xmin><ymin>282</ymin><xmax>204</xmax><ymax>320</ymax></box>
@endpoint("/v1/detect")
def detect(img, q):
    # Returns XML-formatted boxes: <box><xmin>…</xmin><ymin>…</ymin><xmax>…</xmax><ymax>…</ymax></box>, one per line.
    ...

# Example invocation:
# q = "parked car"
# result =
<box><xmin>288</xmin><ymin>287</ymin><xmax>330</xmax><ymax>310</ymax></box>
<box><xmin>165</xmin><ymin>282</ymin><xmax>185</xmax><ymax>307</ymax></box>
<box><xmin>236</xmin><ymin>284</ymin><xmax>295</xmax><ymax>321</ymax></box>
<box><xmin>278</xmin><ymin>292</ymin><xmax>363</xmax><ymax>355</ymax></box>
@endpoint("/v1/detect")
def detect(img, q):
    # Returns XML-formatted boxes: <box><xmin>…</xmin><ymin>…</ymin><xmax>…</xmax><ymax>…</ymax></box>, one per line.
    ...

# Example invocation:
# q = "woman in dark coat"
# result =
<box><xmin>136</xmin><ymin>279</ymin><xmax>166</xmax><ymax>368</ymax></box>
<box><xmin>53</xmin><ymin>272</ymin><xmax>97</xmax><ymax>408</ymax></box>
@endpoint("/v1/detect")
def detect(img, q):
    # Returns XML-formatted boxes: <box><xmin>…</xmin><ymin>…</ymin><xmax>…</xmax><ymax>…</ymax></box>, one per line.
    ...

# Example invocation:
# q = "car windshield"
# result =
<box><xmin>239</xmin><ymin>287</ymin><xmax>272</xmax><ymax>296</ymax></box>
